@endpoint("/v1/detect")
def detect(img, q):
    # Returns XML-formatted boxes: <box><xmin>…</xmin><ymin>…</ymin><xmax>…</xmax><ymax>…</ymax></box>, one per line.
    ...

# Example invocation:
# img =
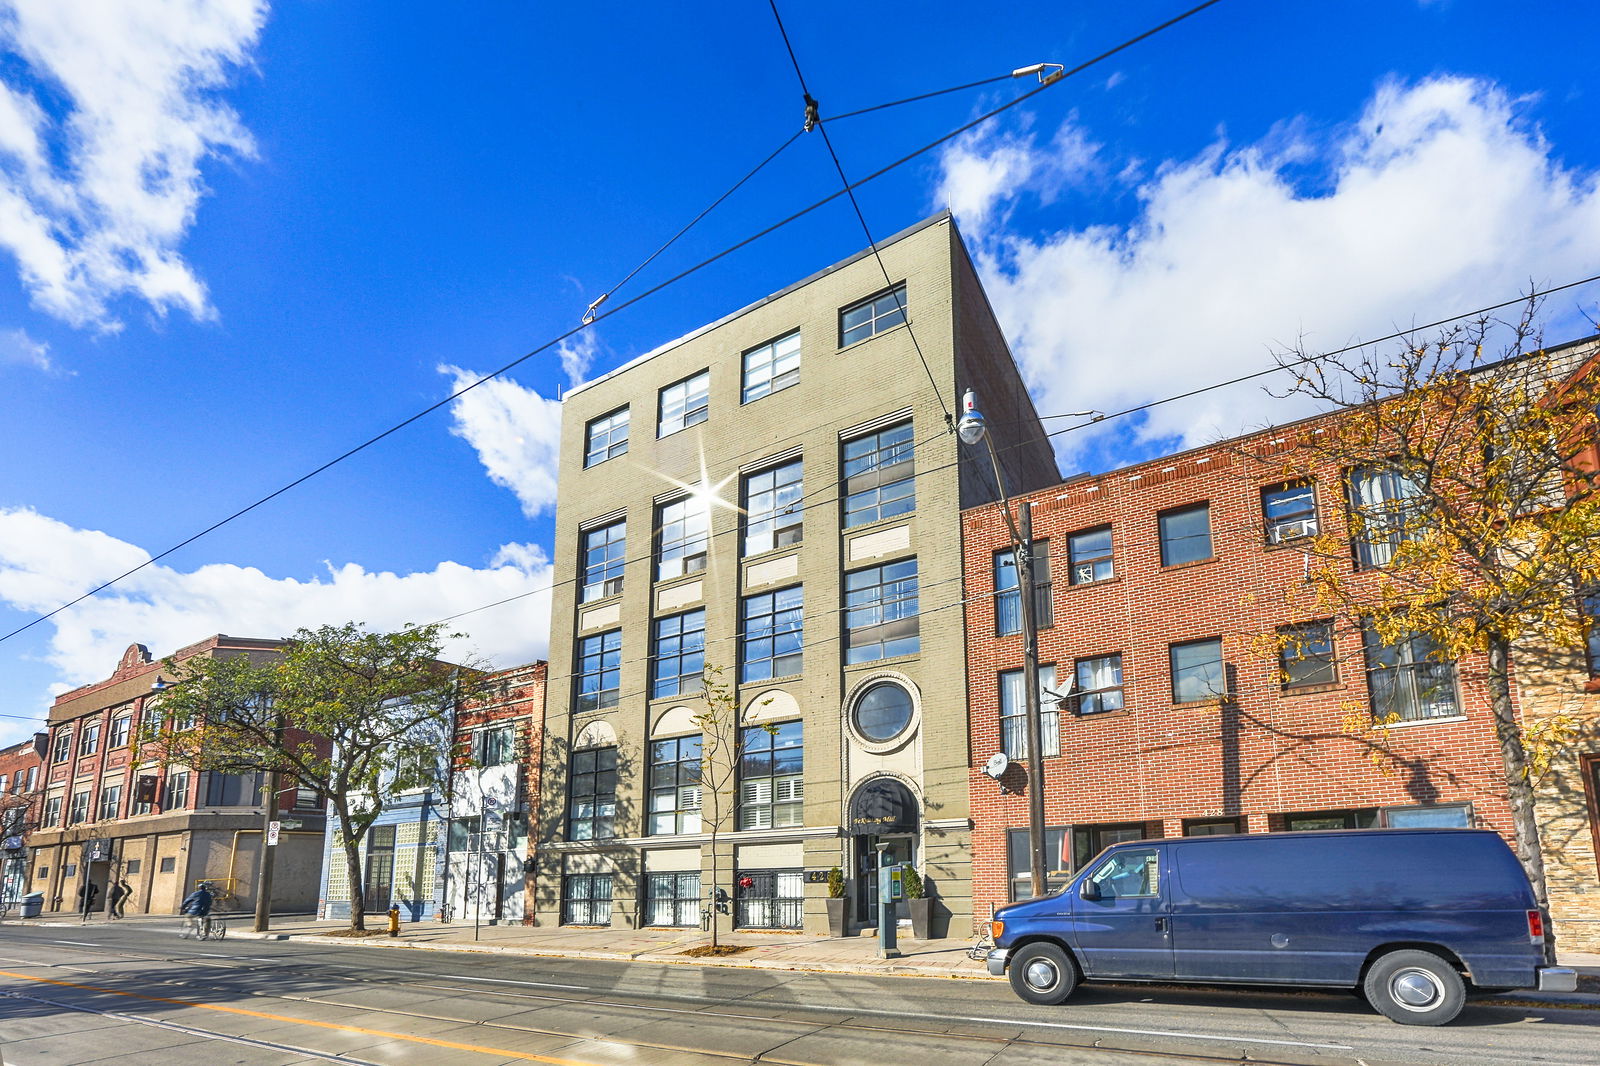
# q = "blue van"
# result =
<box><xmin>985</xmin><ymin>829</ymin><xmax>1576</xmax><ymax>1025</ymax></box>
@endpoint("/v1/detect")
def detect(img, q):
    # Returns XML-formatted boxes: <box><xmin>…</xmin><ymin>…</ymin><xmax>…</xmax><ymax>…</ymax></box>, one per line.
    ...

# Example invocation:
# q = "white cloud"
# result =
<box><xmin>440</xmin><ymin>364</ymin><xmax>564</xmax><ymax>518</ymax></box>
<box><xmin>941</xmin><ymin>76</ymin><xmax>1600</xmax><ymax>465</ymax></box>
<box><xmin>557</xmin><ymin>329</ymin><xmax>600</xmax><ymax>386</ymax></box>
<box><xmin>0</xmin><ymin>326</ymin><xmax>61</xmax><ymax>372</ymax></box>
<box><xmin>934</xmin><ymin>117</ymin><xmax>1100</xmax><ymax>240</ymax></box>
<box><xmin>0</xmin><ymin>0</ymin><xmax>267</xmax><ymax>330</ymax></box>
<box><xmin>0</xmin><ymin>506</ymin><xmax>552</xmax><ymax>694</ymax></box>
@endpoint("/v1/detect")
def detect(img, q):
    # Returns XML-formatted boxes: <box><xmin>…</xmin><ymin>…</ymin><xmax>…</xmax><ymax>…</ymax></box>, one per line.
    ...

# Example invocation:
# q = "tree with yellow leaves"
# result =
<box><xmin>1260</xmin><ymin>304</ymin><xmax>1599</xmax><ymax>957</ymax></box>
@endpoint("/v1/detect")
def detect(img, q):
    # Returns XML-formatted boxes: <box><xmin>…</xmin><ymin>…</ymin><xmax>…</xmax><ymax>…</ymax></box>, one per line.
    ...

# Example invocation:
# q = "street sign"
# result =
<box><xmin>266</xmin><ymin>821</ymin><xmax>280</xmax><ymax>847</ymax></box>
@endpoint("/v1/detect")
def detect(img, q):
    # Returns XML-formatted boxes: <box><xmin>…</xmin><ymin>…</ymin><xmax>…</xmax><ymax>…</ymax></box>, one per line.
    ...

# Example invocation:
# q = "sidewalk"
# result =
<box><xmin>20</xmin><ymin>911</ymin><xmax>1600</xmax><ymax>1001</ymax></box>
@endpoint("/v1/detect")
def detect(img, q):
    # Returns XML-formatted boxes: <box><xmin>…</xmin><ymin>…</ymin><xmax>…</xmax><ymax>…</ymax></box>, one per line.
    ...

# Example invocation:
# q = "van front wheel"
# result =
<box><xmin>1008</xmin><ymin>942</ymin><xmax>1078</xmax><ymax>1006</ymax></box>
<box><xmin>1363</xmin><ymin>950</ymin><xmax>1465</xmax><ymax>1026</ymax></box>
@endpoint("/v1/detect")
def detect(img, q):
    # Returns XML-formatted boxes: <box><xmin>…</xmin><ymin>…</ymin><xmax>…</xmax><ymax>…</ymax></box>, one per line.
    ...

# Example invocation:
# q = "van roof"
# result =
<box><xmin>1137</xmin><ymin>828</ymin><xmax>1499</xmax><ymax>847</ymax></box>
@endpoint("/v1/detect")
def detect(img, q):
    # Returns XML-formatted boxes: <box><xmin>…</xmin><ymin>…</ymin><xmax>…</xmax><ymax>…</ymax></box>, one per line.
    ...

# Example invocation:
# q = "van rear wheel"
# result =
<box><xmin>1363</xmin><ymin>949</ymin><xmax>1465</xmax><ymax>1026</ymax></box>
<box><xmin>1008</xmin><ymin>942</ymin><xmax>1078</xmax><ymax>1006</ymax></box>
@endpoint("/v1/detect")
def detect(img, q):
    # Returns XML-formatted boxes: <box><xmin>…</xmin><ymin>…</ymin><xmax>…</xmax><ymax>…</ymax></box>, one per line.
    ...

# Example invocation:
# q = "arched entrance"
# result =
<box><xmin>847</xmin><ymin>777</ymin><xmax>918</xmax><ymax>923</ymax></box>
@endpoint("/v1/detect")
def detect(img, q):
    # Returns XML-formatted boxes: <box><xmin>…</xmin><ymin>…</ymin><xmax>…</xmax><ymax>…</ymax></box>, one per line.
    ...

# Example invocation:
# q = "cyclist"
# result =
<box><xmin>179</xmin><ymin>881</ymin><xmax>216</xmax><ymax>939</ymax></box>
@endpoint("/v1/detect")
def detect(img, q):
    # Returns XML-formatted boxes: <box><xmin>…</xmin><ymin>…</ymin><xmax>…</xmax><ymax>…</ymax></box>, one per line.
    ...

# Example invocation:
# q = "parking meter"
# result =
<box><xmin>876</xmin><ymin>843</ymin><xmax>900</xmax><ymax>958</ymax></box>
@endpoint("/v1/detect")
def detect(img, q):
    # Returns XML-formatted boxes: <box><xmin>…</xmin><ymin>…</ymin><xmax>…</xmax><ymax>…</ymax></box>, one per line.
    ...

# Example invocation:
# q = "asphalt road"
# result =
<box><xmin>0</xmin><ymin>923</ymin><xmax>1595</xmax><ymax>1066</ymax></box>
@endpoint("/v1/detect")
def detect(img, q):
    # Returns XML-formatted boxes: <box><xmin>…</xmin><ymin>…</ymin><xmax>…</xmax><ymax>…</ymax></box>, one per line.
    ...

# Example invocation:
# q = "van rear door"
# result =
<box><xmin>1070</xmin><ymin>844</ymin><xmax>1175</xmax><ymax>979</ymax></box>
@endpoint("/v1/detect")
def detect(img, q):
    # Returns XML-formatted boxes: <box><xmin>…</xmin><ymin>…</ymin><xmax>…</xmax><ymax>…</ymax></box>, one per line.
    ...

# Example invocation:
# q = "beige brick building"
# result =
<box><xmin>533</xmin><ymin>213</ymin><xmax>1056</xmax><ymax>935</ymax></box>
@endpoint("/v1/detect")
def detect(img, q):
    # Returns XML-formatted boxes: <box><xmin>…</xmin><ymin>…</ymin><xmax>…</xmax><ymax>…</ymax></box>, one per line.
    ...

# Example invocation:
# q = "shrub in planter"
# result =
<box><xmin>825</xmin><ymin>866</ymin><xmax>848</xmax><ymax>937</ymax></box>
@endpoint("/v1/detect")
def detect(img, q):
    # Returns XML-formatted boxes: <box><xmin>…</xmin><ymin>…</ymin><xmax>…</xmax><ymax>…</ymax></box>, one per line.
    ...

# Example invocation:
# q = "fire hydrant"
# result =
<box><xmin>387</xmin><ymin>906</ymin><xmax>400</xmax><ymax>938</ymax></box>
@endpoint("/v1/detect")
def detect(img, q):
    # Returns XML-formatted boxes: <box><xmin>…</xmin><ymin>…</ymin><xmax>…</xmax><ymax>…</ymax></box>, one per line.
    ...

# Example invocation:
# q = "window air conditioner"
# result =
<box><xmin>1269</xmin><ymin>518</ymin><xmax>1318</xmax><ymax>543</ymax></box>
<box><xmin>602</xmin><ymin>576</ymin><xmax>625</xmax><ymax>597</ymax></box>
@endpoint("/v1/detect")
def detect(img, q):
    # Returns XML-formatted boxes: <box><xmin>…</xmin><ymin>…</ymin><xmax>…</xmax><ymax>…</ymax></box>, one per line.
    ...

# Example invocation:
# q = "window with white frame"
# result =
<box><xmin>79</xmin><ymin>722</ymin><xmax>100</xmax><ymax>756</ymax></box>
<box><xmin>842</xmin><ymin>421</ymin><xmax>914</xmax><ymax>528</ymax></box>
<box><xmin>648</xmin><ymin>735</ymin><xmax>701</xmax><ymax>835</ymax></box>
<box><xmin>584</xmin><ymin>406</ymin><xmax>629</xmax><ymax>467</ymax></box>
<box><xmin>998</xmin><ymin>665</ymin><xmax>1060</xmax><ymax>758</ymax></box>
<box><xmin>162</xmin><ymin>771</ymin><xmax>189</xmax><ymax>811</ymax></box>
<box><xmin>740</xmin><ymin>586</ymin><xmax>803</xmax><ymax>682</ymax></box>
<box><xmin>739</xmin><ymin>720</ymin><xmax>802</xmax><ymax>829</ymax></box>
<box><xmin>742</xmin><ymin>330</ymin><xmax>800</xmax><ymax>403</ymax></box>
<box><xmin>844</xmin><ymin>558</ymin><xmax>919</xmax><ymax>664</ymax></box>
<box><xmin>68</xmin><ymin>790</ymin><xmax>89</xmax><ymax>825</ymax></box>
<box><xmin>109</xmin><ymin>714</ymin><xmax>131</xmax><ymax>748</ymax></box>
<box><xmin>580</xmin><ymin>519</ymin><xmax>626</xmax><ymax>602</ymax></box>
<box><xmin>1361</xmin><ymin>624</ymin><xmax>1458</xmax><ymax>722</ymax></box>
<box><xmin>658</xmin><ymin>370</ymin><xmax>710</xmax><ymax>437</ymax></box>
<box><xmin>1074</xmin><ymin>654</ymin><xmax>1124</xmax><ymax>714</ymax></box>
<box><xmin>52</xmin><ymin>730</ymin><xmax>70</xmax><ymax>763</ymax></box>
<box><xmin>743</xmin><ymin>459</ymin><xmax>803</xmax><ymax>555</ymax></box>
<box><xmin>651</xmin><ymin>609</ymin><xmax>706</xmax><ymax>699</ymax></box>
<box><xmin>839</xmin><ymin>284</ymin><xmax>907</xmax><ymax>346</ymax></box>
<box><xmin>656</xmin><ymin>495</ymin><xmax>709</xmax><ymax>582</ymax></box>
<box><xmin>43</xmin><ymin>795</ymin><xmax>62</xmax><ymax>827</ymax></box>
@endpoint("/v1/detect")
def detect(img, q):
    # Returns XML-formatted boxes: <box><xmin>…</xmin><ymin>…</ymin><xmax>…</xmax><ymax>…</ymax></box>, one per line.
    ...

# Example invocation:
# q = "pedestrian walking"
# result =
<box><xmin>109</xmin><ymin>879</ymin><xmax>132</xmax><ymax>919</ymax></box>
<box><xmin>77</xmin><ymin>880</ymin><xmax>99</xmax><ymax>922</ymax></box>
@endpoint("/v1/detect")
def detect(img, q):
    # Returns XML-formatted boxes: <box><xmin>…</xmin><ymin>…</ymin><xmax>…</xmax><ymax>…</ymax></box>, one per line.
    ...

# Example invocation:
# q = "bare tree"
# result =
<box><xmin>692</xmin><ymin>665</ymin><xmax>772</xmax><ymax>951</ymax></box>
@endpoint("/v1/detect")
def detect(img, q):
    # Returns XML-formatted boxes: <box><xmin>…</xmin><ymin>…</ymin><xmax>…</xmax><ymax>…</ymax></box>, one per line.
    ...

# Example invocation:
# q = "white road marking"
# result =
<box><xmin>438</xmin><ymin>973</ymin><xmax>587</xmax><ymax>990</ymax></box>
<box><xmin>49</xmin><ymin>940</ymin><xmax>102</xmax><ymax>947</ymax></box>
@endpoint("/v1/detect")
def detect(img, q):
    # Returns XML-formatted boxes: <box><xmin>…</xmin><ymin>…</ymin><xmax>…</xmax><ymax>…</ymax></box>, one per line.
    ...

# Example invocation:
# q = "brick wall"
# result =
<box><xmin>962</xmin><ymin>424</ymin><xmax>1516</xmax><ymax>926</ymax></box>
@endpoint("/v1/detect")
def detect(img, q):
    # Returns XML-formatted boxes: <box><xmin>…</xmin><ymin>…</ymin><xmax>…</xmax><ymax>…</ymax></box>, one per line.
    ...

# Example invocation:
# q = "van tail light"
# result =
<box><xmin>1527</xmin><ymin>909</ymin><xmax>1545</xmax><ymax>944</ymax></box>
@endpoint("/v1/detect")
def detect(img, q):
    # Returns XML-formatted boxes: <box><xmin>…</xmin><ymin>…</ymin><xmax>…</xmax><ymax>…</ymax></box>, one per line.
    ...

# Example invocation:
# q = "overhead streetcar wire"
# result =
<box><xmin>0</xmin><ymin>0</ymin><xmax>1225</xmax><ymax>648</ymax></box>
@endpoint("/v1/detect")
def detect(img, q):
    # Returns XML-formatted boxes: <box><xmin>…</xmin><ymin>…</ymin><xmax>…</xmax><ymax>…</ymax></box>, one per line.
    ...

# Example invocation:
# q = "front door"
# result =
<box><xmin>1070</xmin><ymin>845</ymin><xmax>1174</xmax><ymax>979</ymax></box>
<box><xmin>853</xmin><ymin>834</ymin><xmax>912</xmax><ymax>924</ymax></box>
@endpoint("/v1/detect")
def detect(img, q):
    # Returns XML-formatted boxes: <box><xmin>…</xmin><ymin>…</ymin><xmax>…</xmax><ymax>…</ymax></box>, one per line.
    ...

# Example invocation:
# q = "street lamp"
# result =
<box><xmin>959</xmin><ymin>388</ymin><xmax>1050</xmax><ymax>900</ymax></box>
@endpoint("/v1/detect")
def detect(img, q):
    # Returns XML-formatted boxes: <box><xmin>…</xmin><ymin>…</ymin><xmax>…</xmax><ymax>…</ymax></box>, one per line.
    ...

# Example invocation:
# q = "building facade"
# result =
<box><xmin>317</xmin><ymin>661</ymin><xmax>545</xmax><ymax>925</ymax></box>
<box><xmin>26</xmin><ymin>638</ymin><xmax>327</xmax><ymax>917</ymax></box>
<box><xmin>445</xmin><ymin>661</ymin><xmax>545</xmax><ymax>924</ymax></box>
<box><xmin>534</xmin><ymin>214</ymin><xmax>1057</xmax><ymax>935</ymax></box>
<box><xmin>1</xmin><ymin>733</ymin><xmax>46</xmax><ymax>906</ymax></box>
<box><xmin>963</xmin><ymin>419</ymin><xmax>1520</xmax><ymax>926</ymax></box>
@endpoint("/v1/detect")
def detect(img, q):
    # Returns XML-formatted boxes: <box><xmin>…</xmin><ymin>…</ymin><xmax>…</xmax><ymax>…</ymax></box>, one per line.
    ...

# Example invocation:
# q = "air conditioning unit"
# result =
<box><xmin>602</xmin><ymin>576</ymin><xmax>625</xmax><ymax>597</ymax></box>
<box><xmin>684</xmin><ymin>552</ymin><xmax>708</xmax><ymax>575</ymax></box>
<box><xmin>1269</xmin><ymin>518</ymin><xmax>1318</xmax><ymax>543</ymax></box>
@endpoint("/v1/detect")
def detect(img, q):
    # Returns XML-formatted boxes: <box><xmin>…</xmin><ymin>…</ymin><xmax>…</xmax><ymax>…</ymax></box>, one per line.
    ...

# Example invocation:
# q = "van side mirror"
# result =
<box><xmin>1080</xmin><ymin>880</ymin><xmax>1101</xmax><ymax>901</ymax></box>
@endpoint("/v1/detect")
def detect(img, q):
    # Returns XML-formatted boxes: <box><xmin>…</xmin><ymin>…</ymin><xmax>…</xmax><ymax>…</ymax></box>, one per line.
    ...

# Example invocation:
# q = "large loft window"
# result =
<box><xmin>656</xmin><ymin>496</ymin><xmax>709</xmax><ymax>582</ymax></box>
<box><xmin>580</xmin><ymin>519</ymin><xmax>626</xmax><ymax>602</ymax></box>
<box><xmin>648</xmin><ymin>735</ymin><xmax>702</xmax><ymax>835</ymax></box>
<box><xmin>576</xmin><ymin>630</ymin><xmax>622</xmax><ymax>712</ymax></box>
<box><xmin>743</xmin><ymin>459</ymin><xmax>803</xmax><ymax>555</ymax></box>
<box><xmin>741</xmin><ymin>586</ymin><xmax>803</xmax><ymax>682</ymax></box>
<box><xmin>844</xmin><ymin>558</ymin><xmax>919</xmax><ymax>663</ymax></box>
<box><xmin>842</xmin><ymin>421</ymin><xmax>914</xmax><ymax>528</ymax></box>
<box><xmin>568</xmin><ymin>747</ymin><xmax>618</xmax><ymax>841</ymax></box>
<box><xmin>651</xmin><ymin>609</ymin><xmax>707</xmax><ymax>699</ymax></box>
<box><xmin>658</xmin><ymin>370</ymin><xmax>710</xmax><ymax>437</ymax></box>
<box><xmin>739</xmin><ymin>720</ymin><xmax>803</xmax><ymax>829</ymax></box>
<box><xmin>742</xmin><ymin>330</ymin><xmax>801</xmax><ymax>403</ymax></box>
<box><xmin>584</xmin><ymin>407</ymin><xmax>629</xmax><ymax>467</ymax></box>
<box><xmin>840</xmin><ymin>283</ymin><xmax>907</xmax><ymax>346</ymax></box>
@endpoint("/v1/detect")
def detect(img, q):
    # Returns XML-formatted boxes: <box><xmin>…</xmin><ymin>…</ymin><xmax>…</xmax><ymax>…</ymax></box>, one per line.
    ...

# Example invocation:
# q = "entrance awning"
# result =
<box><xmin>848</xmin><ymin>778</ymin><xmax>918</xmax><ymax>835</ymax></box>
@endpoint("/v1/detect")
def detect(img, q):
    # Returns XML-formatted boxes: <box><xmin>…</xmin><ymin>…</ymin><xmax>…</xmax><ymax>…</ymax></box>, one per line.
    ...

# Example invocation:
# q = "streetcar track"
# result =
<box><xmin>0</xmin><ymin>946</ymin><xmax>1370</xmax><ymax>1065</ymax></box>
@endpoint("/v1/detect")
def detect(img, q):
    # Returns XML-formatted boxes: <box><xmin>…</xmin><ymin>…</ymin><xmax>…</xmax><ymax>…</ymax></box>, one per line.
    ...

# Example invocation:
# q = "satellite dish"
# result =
<box><xmin>982</xmin><ymin>752</ymin><xmax>1010</xmax><ymax>779</ymax></box>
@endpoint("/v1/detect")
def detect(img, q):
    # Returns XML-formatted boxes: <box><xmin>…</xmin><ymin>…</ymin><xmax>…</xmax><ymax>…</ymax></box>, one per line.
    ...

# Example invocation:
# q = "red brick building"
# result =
<box><xmin>1</xmin><ymin>732</ymin><xmax>47</xmax><ymax>905</ymax></box>
<box><xmin>962</xmin><ymin>420</ymin><xmax>1516</xmax><ymax>924</ymax></box>
<box><xmin>445</xmin><ymin>661</ymin><xmax>546</xmax><ymax>923</ymax></box>
<box><xmin>27</xmin><ymin>637</ymin><xmax>327</xmax><ymax>916</ymax></box>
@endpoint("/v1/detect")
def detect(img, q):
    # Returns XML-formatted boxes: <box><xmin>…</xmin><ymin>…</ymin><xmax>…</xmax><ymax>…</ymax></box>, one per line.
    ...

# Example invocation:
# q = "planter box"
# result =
<box><xmin>826</xmin><ymin>896</ymin><xmax>848</xmax><ymax>938</ymax></box>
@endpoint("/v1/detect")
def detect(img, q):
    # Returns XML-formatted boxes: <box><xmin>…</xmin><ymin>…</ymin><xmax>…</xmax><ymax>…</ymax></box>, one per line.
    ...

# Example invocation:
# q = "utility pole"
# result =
<box><xmin>254</xmin><ymin>715</ymin><xmax>285</xmax><ymax>933</ymax></box>
<box><xmin>1016</xmin><ymin>501</ymin><xmax>1048</xmax><ymax>899</ymax></box>
<box><xmin>959</xmin><ymin>389</ymin><xmax>1051</xmax><ymax>899</ymax></box>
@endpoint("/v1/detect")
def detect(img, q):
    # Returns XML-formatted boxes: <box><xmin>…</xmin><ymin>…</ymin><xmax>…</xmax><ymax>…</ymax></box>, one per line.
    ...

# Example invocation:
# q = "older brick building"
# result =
<box><xmin>1</xmin><ymin>732</ymin><xmax>46</xmax><ymax>906</ymax></box>
<box><xmin>28</xmin><ymin>637</ymin><xmax>327</xmax><ymax>917</ymax></box>
<box><xmin>962</xmin><ymin>418</ymin><xmax>1518</xmax><ymax>925</ymax></box>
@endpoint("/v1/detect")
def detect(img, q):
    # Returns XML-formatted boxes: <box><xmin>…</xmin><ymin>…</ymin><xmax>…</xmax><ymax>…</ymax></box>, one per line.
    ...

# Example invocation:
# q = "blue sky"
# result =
<box><xmin>4</xmin><ymin>0</ymin><xmax>1600</xmax><ymax>744</ymax></box>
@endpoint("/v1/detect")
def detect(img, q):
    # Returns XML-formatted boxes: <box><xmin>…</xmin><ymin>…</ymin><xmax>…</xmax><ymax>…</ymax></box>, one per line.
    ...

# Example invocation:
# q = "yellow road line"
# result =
<box><xmin>0</xmin><ymin>969</ymin><xmax>605</xmax><ymax>1065</ymax></box>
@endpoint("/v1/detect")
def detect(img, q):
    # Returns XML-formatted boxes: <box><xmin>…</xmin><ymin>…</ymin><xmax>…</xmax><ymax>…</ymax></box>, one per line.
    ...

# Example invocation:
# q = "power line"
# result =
<box><xmin>1037</xmin><ymin>271</ymin><xmax>1600</xmax><ymax>441</ymax></box>
<box><xmin>430</xmin><ymin>269</ymin><xmax>1600</xmax><ymax>629</ymax></box>
<box><xmin>768</xmin><ymin>0</ymin><xmax>956</xmax><ymax>432</ymax></box>
<box><xmin>826</xmin><ymin>73</ymin><xmax>1019</xmax><ymax>123</ymax></box>
<box><xmin>0</xmin><ymin>0</ymin><xmax>1224</xmax><ymax>648</ymax></box>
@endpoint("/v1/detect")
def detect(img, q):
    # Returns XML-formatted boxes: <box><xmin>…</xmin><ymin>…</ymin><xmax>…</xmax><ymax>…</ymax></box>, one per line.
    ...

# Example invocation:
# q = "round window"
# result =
<box><xmin>854</xmin><ymin>682</ymin><xmax>913</xmax><ymax>742</ymax></box>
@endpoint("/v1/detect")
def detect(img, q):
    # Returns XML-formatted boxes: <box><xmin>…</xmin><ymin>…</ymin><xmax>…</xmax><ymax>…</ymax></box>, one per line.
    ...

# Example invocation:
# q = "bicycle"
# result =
<box><xmin>966</xmin><ymin>924</ymin><xmax>994</xmax><ymax>961</ymax></box>
<box><xmin>178</xmin><ymin>914</ymin><xmax>226</xmax><ymax>940</ymax></box>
